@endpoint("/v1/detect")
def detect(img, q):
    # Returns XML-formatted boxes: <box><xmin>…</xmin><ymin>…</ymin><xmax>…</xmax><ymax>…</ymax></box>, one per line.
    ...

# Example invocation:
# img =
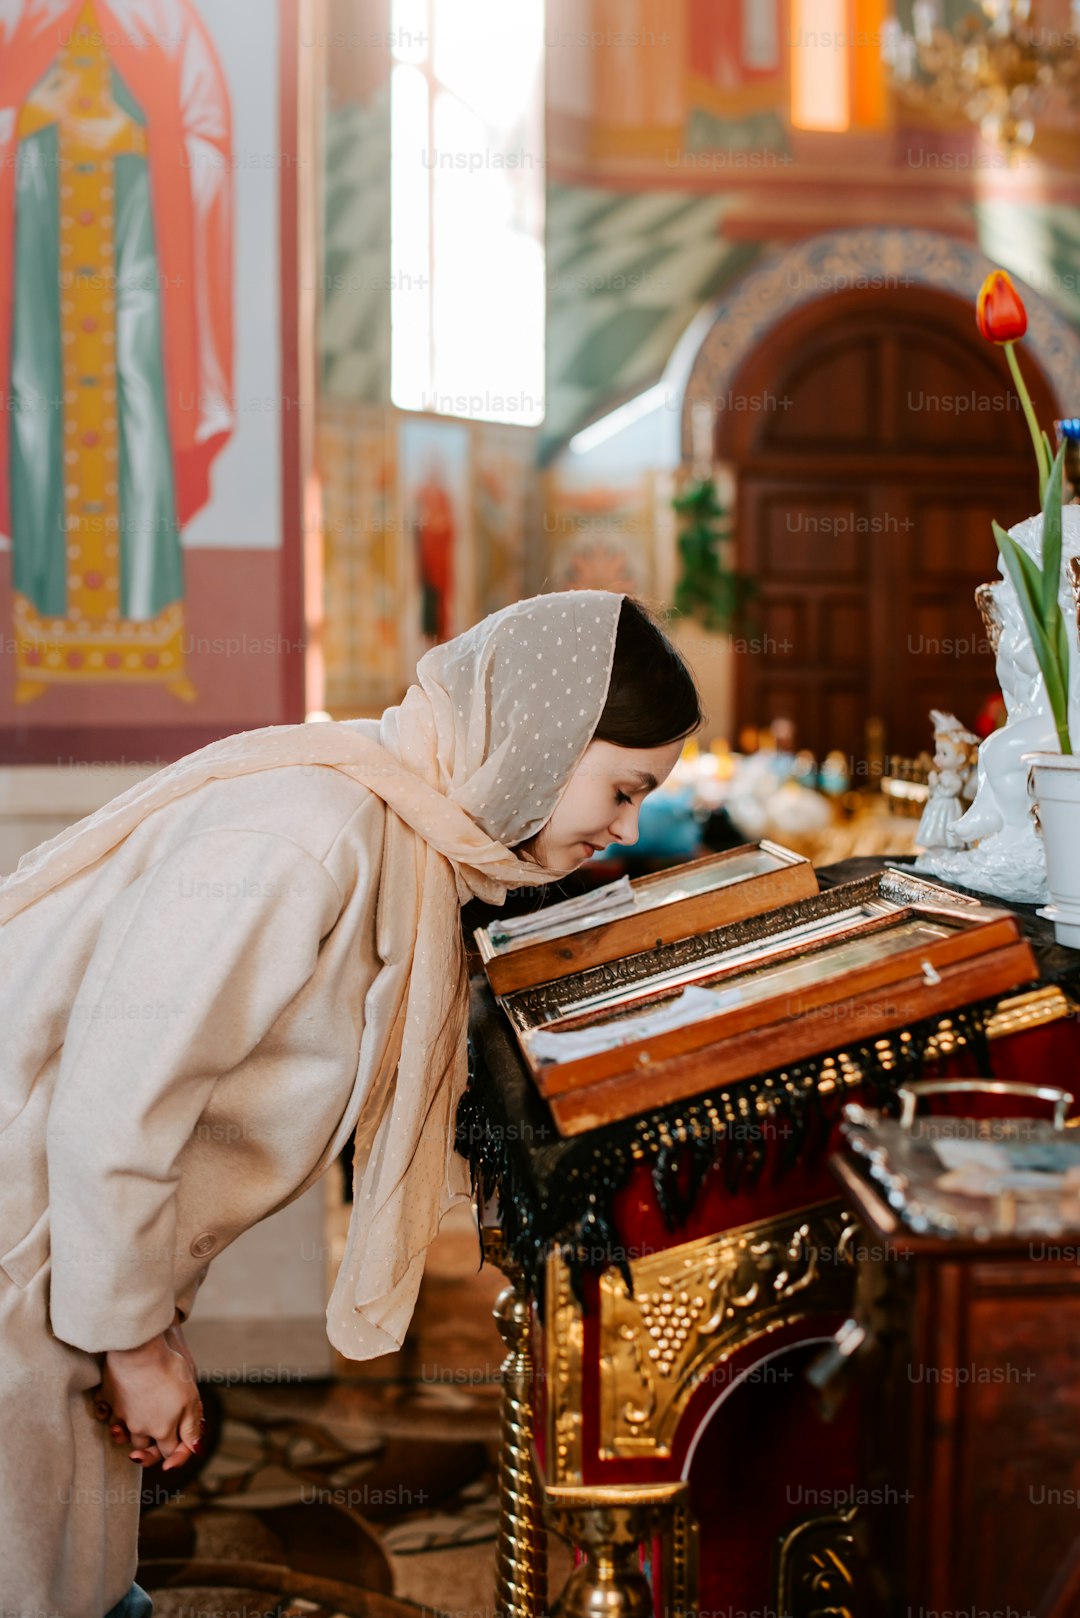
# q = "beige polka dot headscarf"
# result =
<box><xmin>0</xmin><ymin>589</ymin><xmax>625</xmax><ymax>1358</ymax></box>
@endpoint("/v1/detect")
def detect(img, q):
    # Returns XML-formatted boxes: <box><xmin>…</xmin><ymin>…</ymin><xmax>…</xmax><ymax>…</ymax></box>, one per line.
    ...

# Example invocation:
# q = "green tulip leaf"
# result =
<box><xmin>1040</xmin><ymin>441</ymin><xmax>1066</xmax><ymax>622</ymax></box>
<box><xmin>993</xmin><ymin>522</ymin><xmax>1070</xmax><ymax>737</ymax></box>
<box><xmin>1052</xmin><ymin>604</ymin><xmax>1075</xmax><ymax>754</ymax></box>
<box><xmin>994</xmin><ymin>520</ymin><xmax>1044</xmax><ymax>618</ymax></box>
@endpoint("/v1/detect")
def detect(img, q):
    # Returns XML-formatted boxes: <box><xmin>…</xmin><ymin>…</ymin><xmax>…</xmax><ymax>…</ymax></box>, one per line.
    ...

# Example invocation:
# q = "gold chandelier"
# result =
<box><xmin>882</xmin><ymin>0</ymin><xmax>1080</xmax><ymax>161</ymax></box>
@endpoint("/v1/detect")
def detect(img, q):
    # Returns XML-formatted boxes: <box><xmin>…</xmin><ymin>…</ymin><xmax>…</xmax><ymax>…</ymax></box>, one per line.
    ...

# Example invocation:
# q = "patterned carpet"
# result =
<box><xmin>135</xmin><ymin>1206</ymin><xmax>572</xmax><ymax>1618</ymax></box>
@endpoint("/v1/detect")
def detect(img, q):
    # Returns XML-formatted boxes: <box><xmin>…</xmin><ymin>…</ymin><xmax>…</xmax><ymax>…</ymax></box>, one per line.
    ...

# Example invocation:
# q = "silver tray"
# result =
<box><xmin>842</xmin><ymin>1080</ymin><xmax>1080</xmax><ymax>1240</ymax></box>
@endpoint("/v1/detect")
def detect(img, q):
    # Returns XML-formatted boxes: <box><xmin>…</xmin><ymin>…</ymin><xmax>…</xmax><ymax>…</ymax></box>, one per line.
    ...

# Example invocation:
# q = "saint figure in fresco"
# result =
<box><xmin>0</xmin><ymin>0</ymin><xmax>234</xmax><ymax>703</ymax></box>
<box><xmin>414</xmin><ymin>453</ymin><xmax>455</xmax><ymax>645</ymax></box>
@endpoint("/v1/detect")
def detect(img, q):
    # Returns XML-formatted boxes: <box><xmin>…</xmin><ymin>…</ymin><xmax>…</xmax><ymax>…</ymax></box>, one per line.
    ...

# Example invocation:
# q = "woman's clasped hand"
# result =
<box><xmin>90</xmin><ymin>1312</ymin><xmax>206</xmax><ymax>1469</ymax></box>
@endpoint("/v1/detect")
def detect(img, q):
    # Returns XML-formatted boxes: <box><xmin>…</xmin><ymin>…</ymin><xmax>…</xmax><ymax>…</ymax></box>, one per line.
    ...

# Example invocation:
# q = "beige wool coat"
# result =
<box><xmin>0</xmin><ymin>764</ymin><xmax>396</xmax><ymax>1618</ymax></box>
<box><xmin>0</xmin><ymin>590</ymin><xmax>627</xmax><ymax>1617</ymax></box>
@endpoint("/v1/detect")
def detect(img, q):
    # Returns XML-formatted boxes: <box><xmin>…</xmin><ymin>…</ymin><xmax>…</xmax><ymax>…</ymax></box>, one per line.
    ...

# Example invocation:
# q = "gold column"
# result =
<box><xmin>483</xmin><ymin>1226</ymin><xmax>547</xmax><ymax>1618</ymax></box>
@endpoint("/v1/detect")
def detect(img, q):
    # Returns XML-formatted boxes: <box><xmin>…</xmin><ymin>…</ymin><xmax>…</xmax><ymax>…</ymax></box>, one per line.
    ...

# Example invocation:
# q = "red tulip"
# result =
<box><xmin>976</xmin><ymin>269</ymin><xmax>1027</xmax><ymax>344</ymax></box>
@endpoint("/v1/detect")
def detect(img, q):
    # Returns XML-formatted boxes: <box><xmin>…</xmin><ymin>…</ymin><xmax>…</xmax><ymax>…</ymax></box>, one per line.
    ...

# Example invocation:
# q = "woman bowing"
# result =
<box><xmin>0</xmin><ymin>589</ymin><xmax>702</xmax><ymax>1618</ymax></box>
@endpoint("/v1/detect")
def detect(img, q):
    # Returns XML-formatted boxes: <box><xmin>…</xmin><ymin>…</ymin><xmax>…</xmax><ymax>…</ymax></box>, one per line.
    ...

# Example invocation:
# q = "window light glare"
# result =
<box><xmin>390</xmin><ymin>0</ymin><xmax>544</xmax><ymax>425</ymax></box>
<box><xmin>390</xmin><ymin>63</ymin><xmax>431</xmax><ymax>411</ymax></box>
<box><xmin>790</xmin><ymin>0</ymin><xmax>851</xmax><ymax>131</ymax></box>
<box><xmin>569</xmin><ymin>385</ymin><xmax>668</xmax><ymax>455</ymax></box>
<box><xmin>391</xmin><ymin>0</ymin><xmax>430</xmax><ymax>64</ymax></box>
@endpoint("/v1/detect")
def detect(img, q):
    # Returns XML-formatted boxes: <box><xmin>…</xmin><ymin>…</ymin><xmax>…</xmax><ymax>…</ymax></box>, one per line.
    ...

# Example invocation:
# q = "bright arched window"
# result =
<box><xmin>390</xmin><ymin>0</ymin><xmax>545</xmax><ymax>424</ymax></box>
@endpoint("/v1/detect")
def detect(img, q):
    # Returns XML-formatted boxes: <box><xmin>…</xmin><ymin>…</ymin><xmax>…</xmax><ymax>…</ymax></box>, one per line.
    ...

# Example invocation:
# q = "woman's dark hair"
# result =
<box><xmin>594</xmin><ymin>597</ymin><xmax>703</xmax><ymax>748</ymax></box>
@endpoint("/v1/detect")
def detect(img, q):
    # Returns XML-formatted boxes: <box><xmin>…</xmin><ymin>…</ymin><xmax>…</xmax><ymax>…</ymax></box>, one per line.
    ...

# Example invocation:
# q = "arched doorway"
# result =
<box><xmin>715</xmin><ymin>285</ymin><xmax>1058</xmax><ymax>767</ymax></box>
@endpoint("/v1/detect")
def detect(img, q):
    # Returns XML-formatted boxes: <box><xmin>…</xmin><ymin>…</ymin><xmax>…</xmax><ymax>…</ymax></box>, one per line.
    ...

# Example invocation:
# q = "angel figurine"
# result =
<box><xmin>915</xmin><ymin>710</ymin><xmax>980</xmax><ymax>851</ymax></box>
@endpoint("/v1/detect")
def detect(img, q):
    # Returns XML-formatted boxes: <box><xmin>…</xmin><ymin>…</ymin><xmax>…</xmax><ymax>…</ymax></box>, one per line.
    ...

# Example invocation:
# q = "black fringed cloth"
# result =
<box><xmin>454</xmin><ymin>858</ymin><xmax>1080</xmax><ymax>1310</ymax></box>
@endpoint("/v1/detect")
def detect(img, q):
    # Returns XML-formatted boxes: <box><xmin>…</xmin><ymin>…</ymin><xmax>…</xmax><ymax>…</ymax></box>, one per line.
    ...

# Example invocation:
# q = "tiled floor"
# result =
<box><xmin>140</xmin><ymin>1204</ymin><xmax>572</xmax><ymax>1617</ymax></box>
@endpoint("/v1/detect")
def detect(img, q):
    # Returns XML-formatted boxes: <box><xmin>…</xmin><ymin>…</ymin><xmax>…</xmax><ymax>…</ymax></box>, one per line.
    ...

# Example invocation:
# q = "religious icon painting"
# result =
<box><xmin>684</xmin><ymin>0</ymin><xmax>789</xmax><ymax>155</ymax></box>
<box><xmin>542</xmin><ymin>465</ymin><xmax>657</xmax><ymax>599</ymax></box>
<box><xmin>472</xmin><ymin>424</ymin><xmax>530</xmax><ymax>619</ymax></box>
<box><xmin>398</xmin><ymin>415</ymin><xmax>474</xmax><ymax>668</ymax></box>
<box><xmin>497</xmin><ymin>870</ymin><xmax>1036</xmax><ymax>1135</ymax></box>
<box><xmin>318</xmin><ymin>400</ymin><xmax>403</xmax><ymax>714</ymax></box>
<box><xmin>0</xmin><ymin>0</ymin><xmax>312</xmax><ymax>762</ymax></box>
<box><xmin>475</xmin><ymin>841</ymin><xmax>818</xmax><ymax>994</ymax></box>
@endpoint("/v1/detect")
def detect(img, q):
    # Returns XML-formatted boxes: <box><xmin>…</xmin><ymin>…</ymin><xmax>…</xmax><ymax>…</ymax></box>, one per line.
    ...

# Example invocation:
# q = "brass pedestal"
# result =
<box><xmin>484</xmin><ymin>1227</ymin><xmax>698</xmax><ymax>1618</ymax></box>
<box><xmin>544</xmin><ymin>1482</ymin><xmax>697</xmax><ymax>1618</ymax></box>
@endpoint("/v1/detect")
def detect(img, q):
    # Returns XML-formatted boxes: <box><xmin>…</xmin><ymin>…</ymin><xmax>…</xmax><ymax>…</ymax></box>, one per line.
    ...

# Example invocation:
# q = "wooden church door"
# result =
<box><xmin>716</xmin><ymin>286</ymin><xmax>1058</xmax><ymax>769</ymax></box>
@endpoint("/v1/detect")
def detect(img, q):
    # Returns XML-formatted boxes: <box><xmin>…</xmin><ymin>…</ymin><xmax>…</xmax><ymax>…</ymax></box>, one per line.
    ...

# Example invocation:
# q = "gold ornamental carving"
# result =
<box><xmin>544</xmin><ymin>1481</ymin><xmax>699</xmax><ymax>1618</ymax></box>
<box><xmin>774</xmin><ymin>1503</ymin><xmax>862</xmax><ymax>1618</ymax></box>
<box><xmin>598</xmin><ymin>1201</ymin><xmax>859</xmax><ymax>1459</ymax></box>
<box><xmin>985</xmin><ymin>985</ymin><xmax>1075</xmax><ymax>1041</ymax></box>
<box><xmin>545</xmin><ymin>1244</ymin><xmax>585</xmax><ymax>1484</ymax></box>
<box><xmin>536</xmin><ymin>984</ymin><xmax>1072</xmax><ymax>1484</ymax></box>
<box><xmin>975</xmin><ymin>582</ymin><xmax>1003</xmax><ymax>656</ymax></box>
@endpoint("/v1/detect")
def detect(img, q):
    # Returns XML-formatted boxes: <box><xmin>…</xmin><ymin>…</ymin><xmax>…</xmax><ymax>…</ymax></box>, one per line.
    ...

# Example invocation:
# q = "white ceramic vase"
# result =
<box><xmin>1025</xmin><ymin>751</ymin><xmax>1080</xmax><ymax>948</ymax></box>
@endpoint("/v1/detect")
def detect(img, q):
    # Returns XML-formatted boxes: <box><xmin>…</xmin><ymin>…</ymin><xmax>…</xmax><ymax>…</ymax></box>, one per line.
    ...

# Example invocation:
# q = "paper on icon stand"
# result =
<box><xmin>489</xmin><ymin>876</ymin><xmax>635</xmax><ymax>943</ymax></box>
<box><xmin>529</xmin><ymin>982</ymin><xmax>743</xmax><ymax>1063</ymax></box>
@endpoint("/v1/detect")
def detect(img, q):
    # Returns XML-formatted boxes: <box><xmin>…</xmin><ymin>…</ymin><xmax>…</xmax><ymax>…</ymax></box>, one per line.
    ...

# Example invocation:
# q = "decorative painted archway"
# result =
<box><xmin>673</xmin><ymin>227</ymin><xmax>1080</xmax><ymax>457</ymax></box>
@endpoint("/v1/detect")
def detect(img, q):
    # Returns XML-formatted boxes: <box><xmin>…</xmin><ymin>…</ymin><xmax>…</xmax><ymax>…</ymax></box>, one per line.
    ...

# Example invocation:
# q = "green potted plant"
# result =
<box><xmin>671</xmin><ymin>477</ymin><xmax>756</xmax><ymax>634</ymax></box>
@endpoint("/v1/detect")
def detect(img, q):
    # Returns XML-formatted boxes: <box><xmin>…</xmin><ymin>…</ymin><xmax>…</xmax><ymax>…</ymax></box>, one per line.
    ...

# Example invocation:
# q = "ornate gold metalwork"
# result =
<box><xmin>884</xmin><ymin>3</ymin><xmax>1080</xmax><ymax>163</ymax></box>
<box><xmin>1069</xmin><ymin>557</ymin><xmax>1080</xmax><ymax>631</ymax></box>
<box><xmin>881</xmin><ymin>757</ymin><xmax>931</xmax><ymax>819</ymax></box>
<box><xmin>985</xmin><ymin>984</ymin><xmax>1076</xmax><ymax>1040</ymax></box>
<box><xmin>545</xmin><ymin>1245</ymin><xmax>584</xmax><ymax>1485</ymax></box>
<box><xmin>537</xmin><ymin>985</ymin><xmax>1073</xmax><ymax>1483</ymax></box>
<box><xmin>544</xmin><ymin>1481</ymin><xmax>698</xmax><ymax>1618</ymax></box>
<box><xmin>481</xmin><ymin>1224</ymin><xmax>510</xmax><ymax>1272</ymax></box>
<box><xmin>975</xmin><ymin>582</ymin><xmax>1003</xmax><ymax>656</ymax></box>
<box><xmin>774</xmin><ymin>1503</ymin><xmax>861</xmax><ymax>1618</ymax></box>
<box><xmin>663</xmin><ymin>1488</ymin><xmax>701</xmax><ymax>1618</ymax></box>
<box><xmin>599</xmin><ymin>1201</ymin><xmax>859</xmax><ymax>1459</ymax></box>
<box><xmin>484</xmin><ymin>1225</ymin><xmax>547</xmax><ymax>1618</ymax></box>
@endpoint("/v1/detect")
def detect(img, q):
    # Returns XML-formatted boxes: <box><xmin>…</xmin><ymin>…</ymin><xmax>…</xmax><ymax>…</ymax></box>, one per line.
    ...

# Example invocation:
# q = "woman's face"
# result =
<box><xmin>524</xmin><ymin>737</ymin><xmax>685</xmax><ymax>871</ymax></box>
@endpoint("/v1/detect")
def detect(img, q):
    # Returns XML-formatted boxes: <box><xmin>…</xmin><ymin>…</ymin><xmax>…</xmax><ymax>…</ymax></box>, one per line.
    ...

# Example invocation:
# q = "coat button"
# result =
<box><xmin>190</xmin><ymin>1233</ymin><xmax>217</xmax><ymax>1258</ymax></box>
